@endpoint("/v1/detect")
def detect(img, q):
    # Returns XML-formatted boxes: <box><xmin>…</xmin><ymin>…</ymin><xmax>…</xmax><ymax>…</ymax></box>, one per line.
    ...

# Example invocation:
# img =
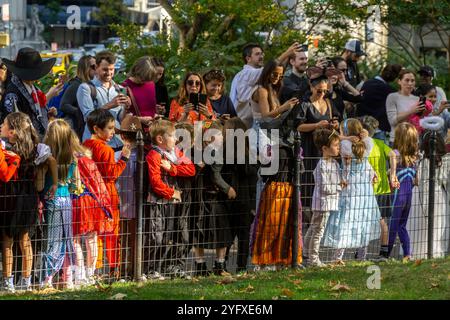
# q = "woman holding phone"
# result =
<box><xmin>203</xmin><ymin>69</ymin><xmax>237</xmax><ymax>119</ymax></box>
<box><xmin>168</xmin><ymin>72</ymin><xmax>216</xmax><ymax>124</ymax></box>
<box><xmin>122</xmin><ymin>56</ymin><xmax>157</xmax><ymax>126</ymax></box>
<box><xmin>386</xmin><ymin>69</ymin><xmax>425</xmax><ymax>145</ymax></box>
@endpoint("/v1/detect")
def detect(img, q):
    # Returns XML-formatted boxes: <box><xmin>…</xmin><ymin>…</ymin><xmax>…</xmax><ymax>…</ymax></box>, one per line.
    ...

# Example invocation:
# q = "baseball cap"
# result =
<box><xmin>345</xmin><ymin>39</ymin><xmax>366</xmax><ymax>56</ymax></box>
<box><xmin>418</xmin><ymin>65</ymin><xmax>434</xmax><ymax>77</ymax></box>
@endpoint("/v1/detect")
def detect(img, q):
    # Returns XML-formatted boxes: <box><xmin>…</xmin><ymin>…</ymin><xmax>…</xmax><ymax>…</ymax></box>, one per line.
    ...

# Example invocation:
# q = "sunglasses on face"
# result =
<box><xmin>187</xmin><ymin>80</ymin><xmax>201</xmax><ymax>87</ymax></box>
<box><xmin>316</xmin><ymin>89</ymin><xmax>327</xmax><ymax>94</ymax></box>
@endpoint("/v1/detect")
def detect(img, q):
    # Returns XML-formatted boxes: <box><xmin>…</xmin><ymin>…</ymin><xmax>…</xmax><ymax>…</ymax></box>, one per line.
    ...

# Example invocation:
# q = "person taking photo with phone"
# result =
<box><xmin>77</xmin><ymin>51</ymin><xmax>131</xmax><ymax>150</ymax></box>
<box><xmin>168</xmin><ymin>72</ymin><xmax>216</xmax><ymax>125</ymax></box>
<box><xmin>386</xmin><ymin>69</ymin><xmax>425</xmax><ymax>146</ymax></box>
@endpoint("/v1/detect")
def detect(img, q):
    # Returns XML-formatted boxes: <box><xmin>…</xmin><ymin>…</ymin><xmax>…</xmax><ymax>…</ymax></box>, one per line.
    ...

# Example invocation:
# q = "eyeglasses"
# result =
<box><xmin>187</xmin><ymin>80</ymin><xmax>201</xmax><ymax>87</ymax></box>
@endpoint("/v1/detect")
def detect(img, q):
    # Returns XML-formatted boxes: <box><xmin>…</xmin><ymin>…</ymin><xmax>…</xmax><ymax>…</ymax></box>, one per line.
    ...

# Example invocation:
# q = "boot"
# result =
<box><xmin>212</xmin><ymin>261</ymin><xmax>226</xmax><ymax>276</ymax></box>
<box><xmin>195</xmin><ymin>262</ymin><xmax>210</xmax><ymax>277</ymax></box>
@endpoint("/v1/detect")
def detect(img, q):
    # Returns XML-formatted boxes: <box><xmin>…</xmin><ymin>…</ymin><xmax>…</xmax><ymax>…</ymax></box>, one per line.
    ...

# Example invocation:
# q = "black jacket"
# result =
<box><xmin>357</xmin><ymin>77</ymin><xmax>396</xmax><ymax>133</ymax></box>
<box><xmin>1</xmin><ymin>74</ymin><xmax>49</xmax><ymax>139</ymax></box>
<box><xmin>279</xmin><ymin>72</ymin><xmax>309</xmax><ymax>104</ymax></box>
<box><xmin>60</xmin><ymin>77</ymin><xmax>84</xmax><ymax>139</ymax></box>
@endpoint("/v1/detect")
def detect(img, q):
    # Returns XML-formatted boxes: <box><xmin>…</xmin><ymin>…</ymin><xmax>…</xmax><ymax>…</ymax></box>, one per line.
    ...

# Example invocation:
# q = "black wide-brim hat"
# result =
<box><xmin>3</xmin><ymin>47</ymin><xmax>56</xmax><ymax>81</ymax></box>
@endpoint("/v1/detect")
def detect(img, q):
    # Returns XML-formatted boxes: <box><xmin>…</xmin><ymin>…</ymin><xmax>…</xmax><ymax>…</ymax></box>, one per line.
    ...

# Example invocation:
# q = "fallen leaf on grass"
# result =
<box><xmin>238</xmin><ymin>284</ymin><xmax>255</xmax><ymax>293</ymax></box>
<box><xmin>414</xmin><ymin>259</ymin><xmax>422</xmax><ymax>267</ymax></box>
<box><xmin>328</xmin><ymin>280</ymin><xmax>337</xmax><ymax>287</ymax></box>
<box><xmin>216</xmin><ymin>276</ymin><xmax>236</xmax><ymax>285</ymax></box>
<box><xmin>220</xmin><ymin>271</ymin><xmax>232</xmax><ymax>277</ymax></box>
<box><xmin>281</xmin><ymin>288</ymin><xmax>294</xmax><ymax>297</ymax></box>
<box><xmin>330</xmin><ymin>284</ymin><xmax>352</xmax><ymax>292</ymax></box>
<box><xmin>430</xmin><ymin>283</ymin><xmax>439</xmax><ymax>289</ymax></box>
<box><xmin>291</xmin><ymin>280</ymin><xmax>302</xmax><ymax>286</ymax></box>
<box><xmin>109</xmin><ymin>293</ymin><xmax>127</xmax><ymax>300</ymax></box>
<box><xmin>191</xmin><ymin>278</ymin><xmax>200</xmax><ymax>283</ymax></box>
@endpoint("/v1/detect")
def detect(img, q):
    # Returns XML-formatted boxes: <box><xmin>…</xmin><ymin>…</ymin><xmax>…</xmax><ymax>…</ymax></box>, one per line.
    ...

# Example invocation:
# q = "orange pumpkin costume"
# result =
<box><xmin>83</xmin><ymin>139</ymin><xmax>127</xmax><ymax>270</ymax></box>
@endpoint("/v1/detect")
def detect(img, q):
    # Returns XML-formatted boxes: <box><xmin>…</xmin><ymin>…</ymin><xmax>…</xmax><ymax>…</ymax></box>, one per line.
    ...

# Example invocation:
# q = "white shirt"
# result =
<box><xmin>386</xmin><ymin>92</ymin><xmax>419</xmax><ymax>142</ymax></box>
<box><xmin>312</xmin><ymin>159</ymin><xmax>342</xmax><ymax>212</ymax></box>
<box><xmin>230</xmin><ymin>64</ymin><xmax>263</xmax><ymax>128</ymax></box>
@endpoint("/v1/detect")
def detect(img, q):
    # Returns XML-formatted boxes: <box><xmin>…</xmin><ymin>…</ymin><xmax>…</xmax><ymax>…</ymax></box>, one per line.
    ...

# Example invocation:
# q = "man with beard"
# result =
<box><xmin>230</xmin><ymin>42</ymin><xmax>299</xmax><ymax>129</ymax></box>
<box><xmin>342</xmin><ymin>39</ymin><xmax>366</xmax><ymax>88</ymax></box>
<box><xmin>279</xmin><ymin>48</ymin><xmax>310</xmax><ymax>104</ymax></box>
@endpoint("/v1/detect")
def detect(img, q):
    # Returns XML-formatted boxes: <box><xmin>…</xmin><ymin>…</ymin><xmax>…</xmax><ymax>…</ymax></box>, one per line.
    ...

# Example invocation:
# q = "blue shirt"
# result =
<box><xmin>76</xmin><ymin>77</ymin><xmax>124</xmax><ymax>149</ymax></box>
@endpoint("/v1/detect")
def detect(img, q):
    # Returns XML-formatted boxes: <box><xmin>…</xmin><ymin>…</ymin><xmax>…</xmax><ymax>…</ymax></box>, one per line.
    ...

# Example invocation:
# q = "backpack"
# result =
<box><xmin>87</xmin><ymin>81</ymin><xmax>98</xmax><ymax>108</ymax></box>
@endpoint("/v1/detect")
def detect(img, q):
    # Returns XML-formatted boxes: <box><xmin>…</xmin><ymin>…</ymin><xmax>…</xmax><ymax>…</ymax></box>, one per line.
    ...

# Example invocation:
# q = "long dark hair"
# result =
<box><xmin>256</xmin><ymin>59</ymin><xmax>283</xmax><ymax>111</ymax></box>
<box><xmin>421</xmin><ymin>130</ymin><xmax>446</xmax><ymax>167</ymax></box>
<box><xmin>151</xmin><ymin>57</ymin><xmax>166</xmax><ymax>86</ymax></box>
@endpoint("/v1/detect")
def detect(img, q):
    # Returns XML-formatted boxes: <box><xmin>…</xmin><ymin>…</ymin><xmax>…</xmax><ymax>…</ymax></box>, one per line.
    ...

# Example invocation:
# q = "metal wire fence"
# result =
<box><xmin>0</xmin><ymin>133</ymin><xmax>448</xmax><ymax>292</ymax></box>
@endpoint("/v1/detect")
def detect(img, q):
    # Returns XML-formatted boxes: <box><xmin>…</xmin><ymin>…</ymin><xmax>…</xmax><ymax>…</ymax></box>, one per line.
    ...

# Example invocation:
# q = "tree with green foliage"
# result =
<box><xmin>93</xmin><ymin>0</ymin><xmax>128</xmax><ymax>25</ymax></box>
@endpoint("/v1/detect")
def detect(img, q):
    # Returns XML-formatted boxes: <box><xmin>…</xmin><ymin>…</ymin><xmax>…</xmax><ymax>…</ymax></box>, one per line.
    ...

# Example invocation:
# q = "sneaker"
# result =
<box><xmin>166</xmin><ymin>265</ymin><xmax>190</xmax><ymax>279</ymax></box>
<box><xmin>16</xmin><ymin>276</ymin><xmax>33</xmax><ymax>292</ymax></box>
<box><xmin>2</xmin><ymin>276</ymin><xmax>15</xmax><ymax>293</ymax></box>
<box><xmin>308</xmin><ymin>260</ymin><xmax>326</xmax><ymax>268</ymax></box>
<box><xmin>147</xmin><ymin>271</ymin><xmax>165</xmax><ymax>280</ymax></box>
<box><xmin>372</xmin><ymin>255</ymin><xmax>388</xmax><ymax>263</ymax></box>
<box><xmin>40</xmin><ymin>276</ymin><xmax>54</xmax><ymax>290</ymax></box>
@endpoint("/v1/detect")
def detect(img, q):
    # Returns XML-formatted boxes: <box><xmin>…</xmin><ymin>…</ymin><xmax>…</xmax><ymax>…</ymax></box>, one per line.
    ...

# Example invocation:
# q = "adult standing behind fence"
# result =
<box><xmin>60</xmin><ymin>55</ymin><xmax>97</xmax><ymax>140</ymax></box>
<box><xmin>77</xmin><ymin>51</ymin><xmax>131</xmax><ymax>150</ymax></box>
<box><xmin>386</xmin><ymin>69</ymin><xmax>425</xmax><ymax>146</ymax></box>
<box><xmin>0</xmin><ymin>47</ymin><xmax>62</xmax><ymax>139</ymax></box>
<box><xmin>341</xmin><ymin>39</ymin><xmax>366</xmax><ymax>88</ymax></box>
<box><xmin>168</xmin><ymin>72</ymin><xmax>216</xmax><ymax>124</ymax></box>
<box><xmin>151</xmin><ymin>57</ymin><xmax>170</xmax><ymax>117</ymax></box>
<box><xmin>122</xmin><ymin>56</ymin><xmax>157</xmax><ymax>127</ymax></box>
<box><xmin>230</xmin><ymin>42</ymin><xmax>301</xmax><ymax>129</ymax></box>
<box><xmin>203</xmin><ymin>69</ymin><xmax>237</xmax><ymax>119</ymax></box>
<box><xmin>357</xmin><ymin>64</ymin><xmax>403</xmax><ymax>143</ymax></box>
<box><xmin>296</xmin><ymin>67</ymin><xmax>341</xmax><ymax>212</ymax></box>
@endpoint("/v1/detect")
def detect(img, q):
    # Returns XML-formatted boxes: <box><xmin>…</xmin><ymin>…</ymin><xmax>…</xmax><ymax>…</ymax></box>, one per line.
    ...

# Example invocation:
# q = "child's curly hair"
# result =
<box><xmin>359</xmin><ymin>115</ymin><xmax>379</xmax><ymax>138</ymax></box>
<box><xmin>313</xmin><ymin>128</ymin><xmax>340</xmax><ymax>153</ymax></box>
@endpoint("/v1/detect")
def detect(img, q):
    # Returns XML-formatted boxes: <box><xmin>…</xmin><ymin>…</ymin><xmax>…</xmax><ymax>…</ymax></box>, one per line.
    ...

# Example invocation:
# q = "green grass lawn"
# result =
<box><xmin>1</xmin><ymin>257</ymin><xmax>448</xmax><ymax>300</ymax></box>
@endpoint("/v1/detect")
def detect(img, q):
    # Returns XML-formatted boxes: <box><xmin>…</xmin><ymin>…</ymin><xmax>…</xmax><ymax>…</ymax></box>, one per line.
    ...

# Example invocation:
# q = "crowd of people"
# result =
<box><xmin>0</xmin><ymin>38</ymin><xmax>448</xmax><ymax>292</ymax></box>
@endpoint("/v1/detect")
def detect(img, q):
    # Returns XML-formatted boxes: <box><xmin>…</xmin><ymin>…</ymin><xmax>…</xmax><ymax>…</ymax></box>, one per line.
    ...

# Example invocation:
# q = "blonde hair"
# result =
<box><xmin>149</xmin><ymin>119</ymin><xmax>175</xmax><ymax>145</ymax></box>
<box><xmin>393</xmin><ymin>122</ymin><xmax>418</xmax><ymax>167</ymax></box>
<box><xmin>44</xmin><ymin>119</ymin><xmax>88</xmax><ymax>180</ymax></box>
<box><xmin>5</xmin><ymin>112</ymin><xmax>39</xmax><ymax>161</ymax></box>
<box><xmin>128</xmin><ymin>56</ymin><xmax>156</xmax><ymax>84</ymax></box>
<box><xmin>340</xmin><ymin>118</ymin><xmax>366</xmax><ymax>162</ymax></box>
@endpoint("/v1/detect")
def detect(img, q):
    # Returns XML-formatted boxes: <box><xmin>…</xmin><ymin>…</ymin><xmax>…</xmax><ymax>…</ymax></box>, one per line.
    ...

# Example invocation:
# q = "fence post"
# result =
<box><xmin>134</xmin><ymin>130</ymin><xmax>144</xmax><ymax>280</ymax></box>
<box><xmin>427</xmin><ymin>131</ymin><xmax>436</xmax><ymax>259</ymax></box>
<box><xmin>292</xmin><ymin>131</ymin><xmax>302</xmax><ymax>268</ymax></box>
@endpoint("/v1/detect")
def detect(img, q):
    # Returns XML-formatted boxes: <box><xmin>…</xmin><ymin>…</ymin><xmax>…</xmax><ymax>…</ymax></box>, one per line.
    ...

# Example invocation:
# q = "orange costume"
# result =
<box><xmin>0</xmin><ymin>146</ymin><xmax>21</xmax><ymax>183</ymax></box>
<box><xmin>83</xmin><ymin>139</ymin><xmax>127</xmax><ymax>270</ymax></box>
<box><xmin>168</xmin><ymin>99</ymin><xmax>216</xmax><ymax>124</ymax></box>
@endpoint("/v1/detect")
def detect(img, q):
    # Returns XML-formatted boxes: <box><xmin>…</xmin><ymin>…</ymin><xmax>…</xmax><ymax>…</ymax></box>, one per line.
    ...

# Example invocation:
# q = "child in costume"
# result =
<box><xmin>323</xmin><ymin>118</ymin><xmax>381</xmax><ymax>263</ymax></box>
<box><xmin>303</xmin><ymin>128</ymin><xmax>342</xmax><ymax>267</ymax></box>
<box><xmin>388</xmin><ymin>122</ymin><xmax>419</xmax><ymax>261</ymax></box>
<box><xmin>40</xmin><ymin>120</ymin><xmax>81</xmax><ymax>289</ymax></box>
<box><xmin>145</xmin><ymin>119</ymin><xmax>195</xmax><ymax>278</ymax></box>
<box><xmin>83</xmin><ymin>109</ymin><xmax>130</xmax><ymax>279</ymax></box>
<box><xmin>360</xmin><ymin>116</ymin><xmax>398</xmax><ymax>261</ymax></box>
<box><xmin>71</xmin><ymin>129</ymin><xmax>113</xmax><ymax>286</ymax></box>
<box><xmin>0</xmin><ymin>112</ymin><xmax>56</xmax><ymax>292</ymax></box>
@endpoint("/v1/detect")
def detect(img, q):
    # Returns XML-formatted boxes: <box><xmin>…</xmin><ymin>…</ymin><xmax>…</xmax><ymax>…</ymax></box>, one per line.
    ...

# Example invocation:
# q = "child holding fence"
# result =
<box><xmin>0</xmin><ymin>112</ymin><xmax>57</xmax><ymax>292</ymax></box>
<box><xmin>83</xmin><ymin>109</ymin><xmax>130</xmax><ymax>279</ymax></box>
<box><xmin>303</xmin><ymin>128</ymin><xmax>343</xmax><ymax>267</ymax></box>
<box><xmin>388</xmin><ymin>122</ymin><xmax>419</xmax><ymax>261</ymax></box>
<box><xmin>322</xmin><ymin>118</ymin><xmax>381</xmax><ymax>264</ymax></box>
<box><xmin>145</xmin><ymin>119</ymin><xmax>195</xmax><ymax>278</ymax></box>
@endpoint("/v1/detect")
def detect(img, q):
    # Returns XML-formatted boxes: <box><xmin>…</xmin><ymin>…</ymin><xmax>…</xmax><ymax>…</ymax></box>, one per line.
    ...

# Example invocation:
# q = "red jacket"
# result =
<box><xmin>146</xmin><ymin>147</ymin><xmax>195</xmax><ymax>199</ymax></box>
<box><xmin>0</xmin><ymin>146</ymin><xmax>20</xmax><ymax>182</ymax></box>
